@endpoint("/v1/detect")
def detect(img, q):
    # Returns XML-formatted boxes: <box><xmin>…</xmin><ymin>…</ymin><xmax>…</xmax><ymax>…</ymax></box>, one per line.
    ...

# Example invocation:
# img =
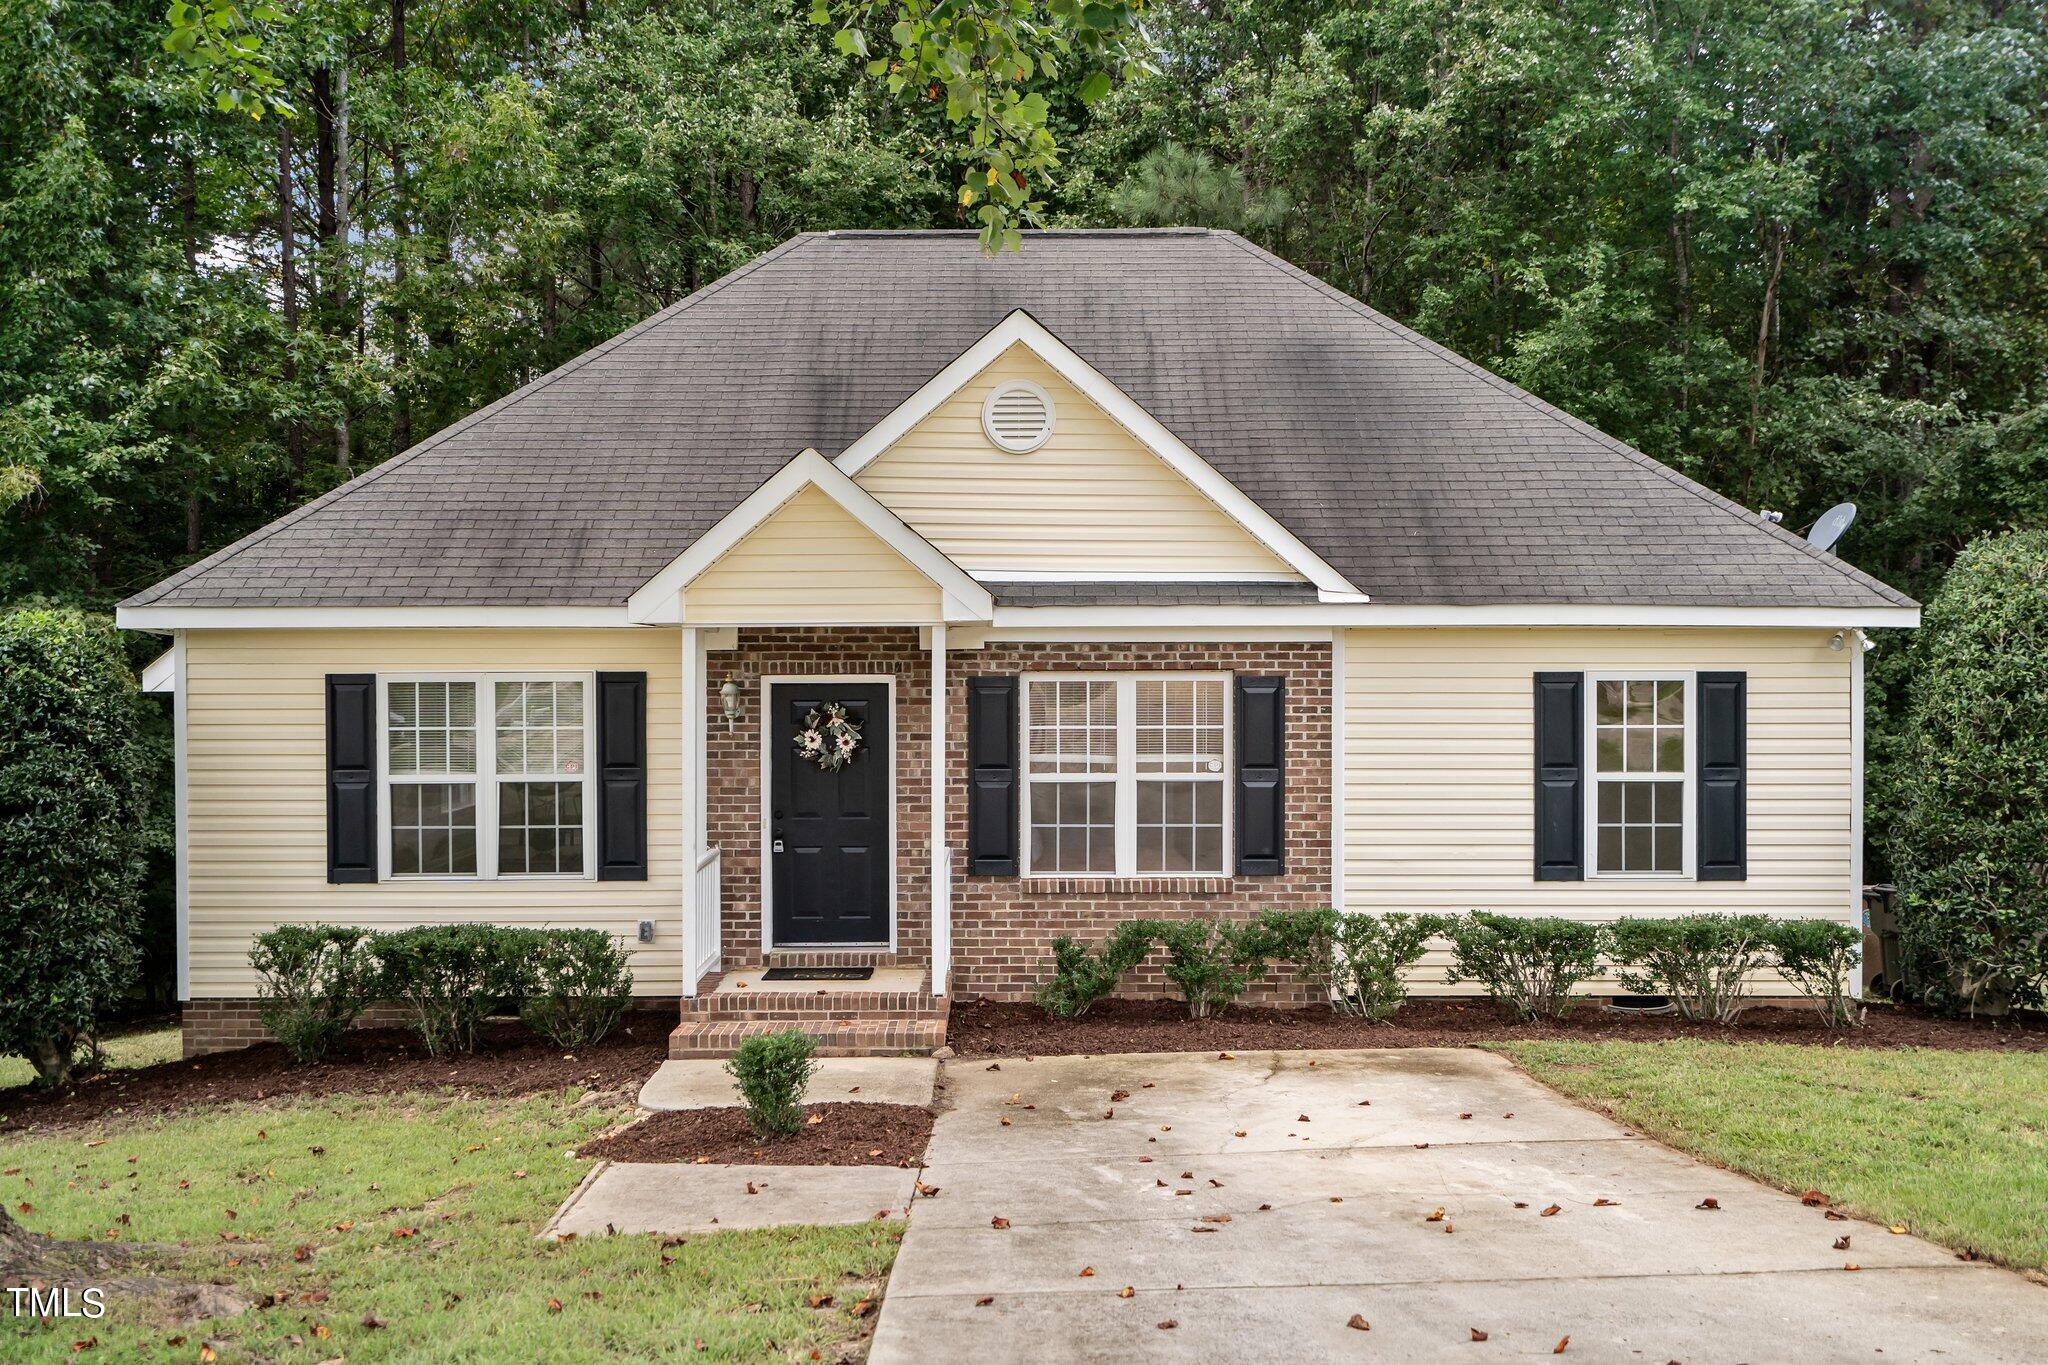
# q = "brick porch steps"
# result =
<box><xmin>667</xmin><ymin>968</ymin><xmax>949</xmax><ymax>1058</ymax></box>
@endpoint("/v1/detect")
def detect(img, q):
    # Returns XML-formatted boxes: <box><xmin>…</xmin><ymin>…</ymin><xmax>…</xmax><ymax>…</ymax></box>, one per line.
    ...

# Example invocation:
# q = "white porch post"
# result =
<box><xmin>681</xmin><ymin>626</ymin><xmax>703</xmax><ymax>997</ymax></box>
<box><xmin>930</xmin><ymin>623</ymin><xmax>951</xmax><ymax>996</ymax></box>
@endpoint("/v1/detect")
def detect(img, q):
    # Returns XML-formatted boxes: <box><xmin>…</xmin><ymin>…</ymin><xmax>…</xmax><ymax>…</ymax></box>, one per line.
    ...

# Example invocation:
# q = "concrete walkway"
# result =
<box><xmin>637</xmin><ymin>1056</ymin><xmax>939</xmax><ymax>1111</ymax></box>
<box><xmin>870</xmin><ymin>1048</ymin><xmax>2048</xmax><ymax>1363</ymax></box>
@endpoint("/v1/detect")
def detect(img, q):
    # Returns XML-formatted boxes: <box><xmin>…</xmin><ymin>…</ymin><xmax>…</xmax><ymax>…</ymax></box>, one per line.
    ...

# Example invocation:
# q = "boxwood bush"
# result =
<box><xmin>251</xmin><ymin>924</ymin><xmax>379</xmax><ymax>1062</ymax></box>
<box><xmin>1443</xmin><ymin>912</ymin><xmax>1604</xmax><ymax>1019</ymax></box>
<box><xmin>727</xmin><ymin>1028</ymin><xmax>817</xmax><ymax>1138</ymax></box>
<box><xmin>373</xmin><ymin>924</ymin><xmax>541</xmax><ymax>1055</ymax></box>
<box><xmin>1034</xmin><ymin>920</ymin><xmax>1158</xmax><ymax>1019</ymax></box>
<box><xmin>1609</xmin><ymin>914</ymin><xmax>1774</xmax><ymax>1024</ymax></box>
<box><xmin>1765</xmin><ymin>918</ymin><xmax>1864</xmax><ymax>1028</ymax></box>
<box><xmin>520</xmin><ymin>928</ymin><xmax>635</xmax><ymax>1047</ymax></box>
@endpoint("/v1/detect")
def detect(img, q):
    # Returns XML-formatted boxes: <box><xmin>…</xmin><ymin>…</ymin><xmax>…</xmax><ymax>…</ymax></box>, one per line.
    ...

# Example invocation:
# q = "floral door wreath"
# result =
<box><xmin>794</xmin><ymin>702</ymin><xmax>864</xmax><ymax>771</ymax></box>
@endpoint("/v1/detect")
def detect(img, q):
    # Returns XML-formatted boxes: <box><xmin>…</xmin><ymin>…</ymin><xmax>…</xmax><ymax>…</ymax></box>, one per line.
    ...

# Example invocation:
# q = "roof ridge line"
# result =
<box><xmin>122</xmin><ymin>232</ymin><xmax>826</xmax><ymax>610</ymax></box>
<box><xmin>1212</xmin><ymin>233</ymin><xmax>1914</xmax><ymax>609</ymax></box>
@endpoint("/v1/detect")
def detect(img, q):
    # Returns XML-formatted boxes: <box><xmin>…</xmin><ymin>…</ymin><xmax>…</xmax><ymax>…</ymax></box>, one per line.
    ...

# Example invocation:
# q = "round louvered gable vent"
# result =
<box><xmin>981</xmin><ymin>381</ymin><xmax>1056</xmax><ymax>453</ymax></box>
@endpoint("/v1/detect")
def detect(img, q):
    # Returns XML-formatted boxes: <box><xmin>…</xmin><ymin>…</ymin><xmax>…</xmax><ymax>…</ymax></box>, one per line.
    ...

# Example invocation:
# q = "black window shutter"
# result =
<box><xmin>1235</xmin><ymin>676</ymin><xmax>1285</xmax><ymax>876</ymax></box>
<box><xmin>1533</xmin><ymin>672</ymin><xmax>1585</xmax><ymax>881</ymax></box>
<box><xmin>326</xmin><ymin>674</ymin><xmax>377</xmax><ymax>883</ymax></box>
<box><xmin>596</xmin><ymin>671</ymin><xmax>648</xmax><ymax>881</ymax></box>
<box><xmin>967</xmin><ymin>675</ymin><xmax>1018</xmax><ymax>875</ymax></box>
<box><xmin>1696</xmin><ymin>671</ymin><xmax>1748</xmax><ymax>881</ymax></box>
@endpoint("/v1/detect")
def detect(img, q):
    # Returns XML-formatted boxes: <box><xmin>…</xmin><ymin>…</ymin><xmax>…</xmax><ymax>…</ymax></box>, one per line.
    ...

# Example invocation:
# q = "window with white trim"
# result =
<box><xmin>1588</xmin><ymin>675</ymin><xmax>1691</xmax><ymax>877</ymax></box>
<box><xmin>1023</xmin><ymin>674</ymin><xmax>1230</xmax><ymax>877</ymax></box>
<box><xmin>382</xmin><ymin>674</ymin><xmax>594</xmax><ymax>879</ymax></box>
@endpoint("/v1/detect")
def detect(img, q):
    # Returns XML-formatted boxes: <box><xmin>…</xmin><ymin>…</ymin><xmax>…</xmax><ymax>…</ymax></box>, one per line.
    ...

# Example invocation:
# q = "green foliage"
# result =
<box><xmin>0</xmin><ymin>609</ymin><xmax>154</xmax><ymax>1087</ymax></box>
<box><xmin>726</xmin><ymin>1028</ymin><xmax>818</xmax><ymax>1138</ymax></box>
<box><xmin>1332</xmin><ymin>913</ymin><xmax>1444</xmax><ymax>1021</ymax></box>
<box><xmin>1244</xmin><ymin>907</ymin><xmax>1341</xmax><ymax>990</ymax></box>
<box><xmin>372</xmin><ymin>925</ymin><xmax>538</xmax><ymax>1056</ymax></box>
<box><xmin>1443</xmin><ymin>913</ymin><xmax>1604</xmax><ymax>1020</ymax></box>
<box><xmin>1034</xmin><ymin>919</ymin><xmax>1156</xmax><ymax>1018</ymax></box>
<box><xmin>1109</xmin><ymin>142</ymin><xmax>1286</xmax><ymax>232</ymax></box>
<box><xmin>251</xmin><ymin>924</ymin><xmax>378</xmax><ymax>1062</ymax></box>
<box><xmin>162</xmin><ymin>0</ymin><xmax>295</xmax><ymax>118</ymax></box>
<box><xmin>1887</xmin><ymin>531</ymin><xmax>2048</xmax><ymax>1015</ymax></box>
<box><xmin>1609</xmin><ymin>914</ymin><xmax>1775</xmax><ymax>1024</ymax></box>
<box><xmin>812</xmin><ymin>0</ymin><xmax>1153</xmax><ymax>249</ymax></box>
<box><xmin>1764</xmin><ymin>918</ymin><xmax>1864</xmax><ymax>1028</ymax></box>
<box><xmin>1151</xmin><ymin>917</ymin><xmax>1265</xmax><ymax>1019</ymax></box>
<box><xmin>519</xmin><ymin>929</ymin><xmax>634</xmax><ymax>1048</ymax></box>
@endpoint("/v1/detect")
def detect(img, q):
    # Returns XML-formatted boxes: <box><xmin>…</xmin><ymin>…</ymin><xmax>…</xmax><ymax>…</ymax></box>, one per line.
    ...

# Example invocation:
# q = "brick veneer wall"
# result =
<box><xmin>702</xmin><ymin>628</ymin><xmax>934</xmax><ymax>973</ymax></box>
<box><xmin>947</xmin><ymin>641</ymin><xmax>1334</xmax><ymax>1005</ymax></box>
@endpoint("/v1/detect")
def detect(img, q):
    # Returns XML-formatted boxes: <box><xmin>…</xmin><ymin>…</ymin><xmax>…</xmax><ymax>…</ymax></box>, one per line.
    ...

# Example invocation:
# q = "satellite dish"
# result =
<box><xmin>1806</xmin><ymin>502</ymin><xmax>1856</xmax><ymax>554</ymax></box>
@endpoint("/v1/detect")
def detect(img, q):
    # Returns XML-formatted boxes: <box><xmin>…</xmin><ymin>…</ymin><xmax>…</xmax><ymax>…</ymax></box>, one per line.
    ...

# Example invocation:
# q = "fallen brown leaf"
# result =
<box><xmin>1696</xmin><ymin>1198</ymin><xmax>1720</xmax><ymax>1210</ymax></box>
<box><xmin>1540</xmin><ymin>1204</ymin><xmax>1562</xmax><ymax>1217</ymax></box>
<box><xmin>1471</xmin><ymin>1328</ymin><xmax>1489</xmax><ymax>1342</ymax></box>
<box><xmin>1347</xmin><ymin>1313</ymin><xmax>1370</xmax><ymax>1331</ymax></box>
<box><xmin>1118</xmin><ymin>1286</ymin><xmax>1135</xmax><ymax>1299</ymax></box>
<box><xmin>1554</xmin><ymin>1335</ymin><xmax>1571</xmax><ymax>1354</ymax></box>
<box><xmin>547</xmin><ymin>1298</ymin><xmax>564</xmax><ymax>1313</ymax></box>
<box><xmin>975</xmin><ymin>1296</ymin><xmax>995</xmax><ymax>1307</ymax></box>
<box><xmin>1801</xmin><ymin>1191</ymin><xmax>1830</xmax><ymax>1207</ymax></box>
<box><xmin>990</xmin><ymin>1216</ymin><xmax>1011</xmax><ymax>1229</ymax></box>
<box><xmin>1078</xmin><ymin>1266</ymin><xmax>1095</xmax><ymax>1277</ymax></box>
<box><xmin>1834</xmin><ymin>1235</ymin><xmax>1852</xmax><ymax>1251</ymax></box>
<box><xmin>1158</xmin><ymin>1320</ymin><xmax>1179</xmax><ymax>1330</ymax></box>
<box><xmin>1426</xmin><ymin>1207</ymin><xmax>1446</xmax><ymax>1222</ymax></box>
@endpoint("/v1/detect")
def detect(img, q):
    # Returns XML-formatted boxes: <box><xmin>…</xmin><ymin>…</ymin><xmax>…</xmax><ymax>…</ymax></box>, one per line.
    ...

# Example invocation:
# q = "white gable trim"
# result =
<box><xmin>625</xmin><ymin>448</ymin><xmax>994</xmax><ymax>625</ymax></box>
<box><xmin>832</xmin><ymin>310</ymin><xmax>1367</xmax><ymax>603</ymax></box>
<box><xmin>140</xmin><ymin>648</ymin><xmax>177</xmax><ymax>693</ymax></box>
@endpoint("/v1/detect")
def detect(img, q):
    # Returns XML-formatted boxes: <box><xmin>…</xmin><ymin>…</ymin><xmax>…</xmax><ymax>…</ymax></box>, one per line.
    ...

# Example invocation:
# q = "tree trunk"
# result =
<box><xmin>390</xmin><ymin>0</ymin><xmax>412</xmax><ymax>456</ymax></box>
<box><xmin>333</xmin><ymin>62</ymin><xmax>352</xmax><ymax>473</ymax></box>
<box><xmin>313</xmin><ymin>68</ymin><xmax>337</xmax><ymax>245</ymax></box>
<box><xmin>278</xmin><ymin>118</ymin><xmax>303</xmax><ymax>480</ymax></box>
<box><xmin>1748</xmin><ymin>219</ymin><xmax>1787</xmax><ymax>449</ymax></box>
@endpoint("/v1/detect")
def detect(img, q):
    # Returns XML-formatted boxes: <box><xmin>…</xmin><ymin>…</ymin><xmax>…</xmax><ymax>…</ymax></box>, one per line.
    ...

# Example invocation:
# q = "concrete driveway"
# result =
<box><xmin>870</xmin><ymin>1048</ymin><xmax>2048</xmax><ymax>1363</ymax></box>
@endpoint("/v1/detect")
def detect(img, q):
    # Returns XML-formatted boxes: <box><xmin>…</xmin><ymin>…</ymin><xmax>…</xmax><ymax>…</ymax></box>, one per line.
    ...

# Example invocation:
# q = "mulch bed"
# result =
<box><xmin>0</xmin><ymin>1016</ymin><xmax>672</xmax><ymax>1135</ymax></box>
<box><xmin>577</xmin><ymin>1103</ymin><xmax>934</xmax><ymax>1167</ymax></box>
<box><xmin>945</xmin><ymin>996</ymin><xmax>2048</xmax><ymax>1057</ymax></box>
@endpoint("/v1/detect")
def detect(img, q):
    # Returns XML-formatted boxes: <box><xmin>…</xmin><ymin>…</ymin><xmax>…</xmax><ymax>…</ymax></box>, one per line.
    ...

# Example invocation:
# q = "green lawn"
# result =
<box><xmin>0</xmin><ymin>1026</ymin><xmax>183</xmax><ymax>1091</ymax></box>
<box><xmin>1497</xmin><ymin>1040</ymin><xmax>2048</xmax><ymax>1271</ymax></box>
<box><xmin>2</xmin><ymin>1085</ymin><xmax>898</xmax><ymax>1361</ymax></box>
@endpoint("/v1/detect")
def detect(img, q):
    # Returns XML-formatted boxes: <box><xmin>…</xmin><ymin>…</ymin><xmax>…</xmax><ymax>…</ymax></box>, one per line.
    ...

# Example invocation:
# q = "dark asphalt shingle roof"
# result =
<box><xmin>126</xmin><ymin>230</ymin><xmax>1911</xmax><ymax>612</ymax></box>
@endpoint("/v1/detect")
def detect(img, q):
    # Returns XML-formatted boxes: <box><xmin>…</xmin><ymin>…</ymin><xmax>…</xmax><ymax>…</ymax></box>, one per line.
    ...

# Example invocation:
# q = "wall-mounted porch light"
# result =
<box><xmin>718</xmin><ymin>679</ymin><xmax>742</xmax><ymax>732</ymax></box>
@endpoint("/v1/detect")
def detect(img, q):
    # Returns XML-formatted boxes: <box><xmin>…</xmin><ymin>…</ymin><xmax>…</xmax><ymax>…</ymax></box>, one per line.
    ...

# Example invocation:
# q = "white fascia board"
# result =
<box><xmin>831</xmin><ymin>310</ymin><xmax>1365</xmax><ymax>601</ymax></box>
<box><xmin>140</xmin><ymin>648</ymin><xmax>177</xmax><ymax>693</ymax></box>
<box><xmin>990</xmin><ymin>604</ymin><xmax>1922</xmax><ymax>629</ymax></box>
<box><xmin>117</xmin><ymin>605</ymin><xmax>637</xmax><ymax>631</ymax></box>
<box><xmin>626</xmin><ymin>448</ymin><xmax>993</xmax><ymax>624</ymax></box>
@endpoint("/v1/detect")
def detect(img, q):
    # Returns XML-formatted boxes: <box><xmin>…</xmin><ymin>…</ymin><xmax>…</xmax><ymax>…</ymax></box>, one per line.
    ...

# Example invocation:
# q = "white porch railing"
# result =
<box><xmin>932</xmin><ymin>844</ymin><xmax>952</xmax><ymax>997</ymax></box>
<box><xmin>690</xmin><ymin>846</ymin><xmax>722</xmax><ymax>987</ymax></box>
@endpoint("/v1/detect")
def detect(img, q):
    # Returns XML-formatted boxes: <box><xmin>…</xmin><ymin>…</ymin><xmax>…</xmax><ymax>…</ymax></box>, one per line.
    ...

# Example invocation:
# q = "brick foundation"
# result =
<box><xmin>180</xmin><ymin>998</ymin><xmax>681</xmax><ymax>1059</ymax></box>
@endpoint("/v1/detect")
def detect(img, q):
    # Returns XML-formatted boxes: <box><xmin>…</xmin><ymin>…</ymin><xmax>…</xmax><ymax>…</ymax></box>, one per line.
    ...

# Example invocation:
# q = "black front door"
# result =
<box><xmin>770</xmin><ymin>683</ymin><xmax>891</xmax><ymax>945</ymax></box>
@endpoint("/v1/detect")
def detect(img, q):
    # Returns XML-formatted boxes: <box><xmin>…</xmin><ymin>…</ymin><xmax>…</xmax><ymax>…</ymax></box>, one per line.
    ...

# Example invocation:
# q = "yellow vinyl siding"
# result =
<box><xmin>183</xmin><ymin>628</ymin><xmax>684</xmax><ymax>997</ymax></box>
<box><xmin>683</xmin><ymin>485</ymin><xmax>942</xmax><ymax>624</ymax></box>
<box><xmin>1341</xmin><ymin>628</ymin><xmax>1856</xmax><ymax>992</ymax></box>
<box><xmin>854</xmin><ymin>345</ymin><xmax>1296</xmax><ymax>578</ymax></box>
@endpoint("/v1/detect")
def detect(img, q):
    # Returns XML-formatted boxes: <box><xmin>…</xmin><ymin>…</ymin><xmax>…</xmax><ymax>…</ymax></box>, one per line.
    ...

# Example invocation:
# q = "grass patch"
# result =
<box><xmin>1496</xmin><ymin>1040</ymin><xmax>2048</xmax><ymax>1270</ymax></box>
<box><xmin>2</xmin><ymin>1086</ymin><xmax>898</xmax><ymax>1361</ymax></box>
<box><xmin>0</xmin><ymin>1027</ymin><xmax>182</xmax><ymax>1092</ymax></box>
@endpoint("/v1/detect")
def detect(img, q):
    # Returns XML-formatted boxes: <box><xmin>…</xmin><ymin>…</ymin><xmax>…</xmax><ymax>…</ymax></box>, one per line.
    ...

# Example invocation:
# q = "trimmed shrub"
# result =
<box><xmin>1332</xmin><ymin>913</ymin><xmax>1444</xmax><ymax>1020</ymax></box>
<box><xmin>1609</xmin><ymin>914</ymin><xmax>1773</xmax><ymax>1024</ymax></box>
<box><xmin>727</xmin><ymin>1028</ymin><xmax>817</xmax><ymax>1138</ymax></box>
<box><xmin>251</xmin><ymin>925</ymin><xmax>379</xmax><ymax>1062</ymax></box>
<box><xmin>374</xmin><ymin>924</ymin><xmax>539</xmax><ymax>1055</ymax></box>
<box><xmin>1886</xmin><ymin>530</ymin><xmax>2048</xmax><ymax>1015</ymax></box>
<box><xmin>1153</xmin><ymin>917</ymin><xmax>1266</xmax><ymax>1019</ymax></box>
<box><xmin>1034</xmin><ymin>920</ymin><xmax>1157</xmax><ymax>1019</ymax></box>
<box><xmin>520</xmin><ymin>929</ymin><xmax>635</xmax><ymax>1047</ymax></box>
<box><xmin>1245</xmin><ymin>907</ymin><xmax>1341</xmax><ymax>992</ymax></box>
<box><xmin>1443</xmin><ymin>913</ymin><xmax>1604</xmax><ymax>1020</ymax></box>
<box><xmin>1766</xmin><ymin>918</ymin><xmax>1864</xmax><ymax>1028</ymax></box>
<box><xmin>0</xmin><ymin>609</ymin><xmax>155</xmax><ymax>1088</ymax></box>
